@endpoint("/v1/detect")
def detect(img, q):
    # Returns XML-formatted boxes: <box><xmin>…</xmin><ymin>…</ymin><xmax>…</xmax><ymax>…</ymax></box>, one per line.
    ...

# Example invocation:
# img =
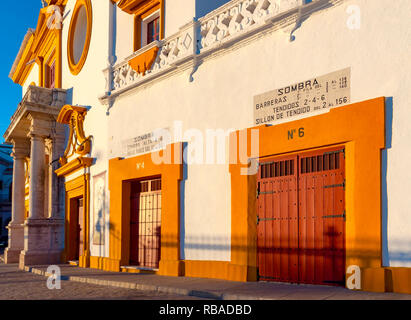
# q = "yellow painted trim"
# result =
<box><xmin>57</xmin><ymin>104</ymin><xmax>88</xmax><ymax>124</ymax></box>
<box><xmin>63</xmin><ymin>174</ymin><xmax>91</xmax><ymax>268</ymax></box>
<box><xmin>386</xmin><ymin>267</ymin><xmax>411</xmax><ymax>294</ymax></box>
<box><xmin>184</xmin><ymin>261</ymin><xmax>230</xmax><ymax>280</ymax></box>
<box><xmin>141</xmin><ymin>4</ymin><xmax>160</xmax><ymax>19</ymax></box>
<box><xmin>128</xmin><ymin>46</ymin><xmax>159</xmax><ymax>75</ymax></box>
<box><xmin>55</xmin><ymin>157</ymin><xmax>93</xmax><ymax>177</ymax></box>
<box><xmin>228</xmin><ymin>97</ymin><xmax>386</xmax><ymax>284</ymax></box>
<box><xmin>44</xmin><ymin>48</ymin><xmax>56</xmax><ymax>88</ymax></box>
<box><xmin>114</xmin><ymin>0</ymin><xmax>151</xmax><ymax>14</ymax></box>
<box><xmin>107</xmin><ymin>143</ymin><xmax>183</xmax><ymax>275</ymax></box>
<box><xmin>131</xmin><ymin>0</ymin><xmax>164</xmax><ymax>51</ymax></box>
<box><xmin>15</xmin><ymin>7</ymin><xmax>63</xmax><ymax>87</ymax></box>
<box><xmin>46</xmin><ymin>0</ymin><xmax>68</xmax><ymax>5</ymax></box>
<box><xmin>11</xmin><ymin>5</ymin><xmax>64</xmax><ymax>88</ymax></box>
<box><xmin>56</xmin><ymin>105</ymin><xmax>91</xmax><ymax>166</ymax></box>
<box><xmin>11</xmin><ymin>35</ymin><xmax>35</xmax><ymax>85</ymax></box>
<box><xmin>67</xmin><ymin>0</ymin><xmax>93</xmax><ymax>75</ymax></box>
<box><xmin>24</xmin><ymin>199</ymin><xmax>29</xmax><ymax>220</ymax></box>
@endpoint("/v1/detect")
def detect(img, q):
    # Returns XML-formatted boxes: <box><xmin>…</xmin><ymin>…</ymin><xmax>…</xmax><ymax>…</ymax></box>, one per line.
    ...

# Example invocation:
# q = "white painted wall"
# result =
<box><xmin>22</xmin><ymin>63</ymin><xmax>39</xmax><ymax>96</ymax></box>
<box><xmin>114</xmin><ymin>7</ymin><xmax>134</xmax><ymax>63</ymax></box>
<box><xmin>61</xmin><ymin>0</ymin><xmax>111</xmax><ymax>258</ymax></box>
<box><xmin>16</xmin><ymin>0</ymin><xmax>411</xmax><ymax>266</ymax></box>
<box><xmin>165</xmin><ymin>0</ymin><xmax>195</xmax><ymax>36</ymax></box>
<box><xmin>106</xmin><ymin>0</ymin><xmax>411</xmax><ymax>265</ymax></box>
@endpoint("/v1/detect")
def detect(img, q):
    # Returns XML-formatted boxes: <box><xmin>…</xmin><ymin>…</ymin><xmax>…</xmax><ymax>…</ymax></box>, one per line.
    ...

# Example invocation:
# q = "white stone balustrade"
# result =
<box><xmin>199</xmin><ymin>0</ymin><xmax>304</xmax><ymax>50</ymax></box>
<box><xmin>100</xmin><ymin>0</ymin><xmax>306</xmax><ymax>103</ymax></box>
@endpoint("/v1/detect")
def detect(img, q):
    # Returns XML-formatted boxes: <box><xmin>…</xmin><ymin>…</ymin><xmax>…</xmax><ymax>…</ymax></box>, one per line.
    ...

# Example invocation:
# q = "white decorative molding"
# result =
<box><xmin>100</xmin><ymin>19</ymin><xmax>198</xmax><ymax>104</ymax></box>
<box><xmin>99</xmin><ymin>0</ymin><xmax>342</xmax><ymax>105</ymax></box>
<box><xmin>199</xmin><ymin>0</ymin><xmax>303</xmax><ymax>50</ymax></box>
<box><xmin>4</xmin><ymin>85</ymin><xmax>67</xmax><ymax>142</ymax></box>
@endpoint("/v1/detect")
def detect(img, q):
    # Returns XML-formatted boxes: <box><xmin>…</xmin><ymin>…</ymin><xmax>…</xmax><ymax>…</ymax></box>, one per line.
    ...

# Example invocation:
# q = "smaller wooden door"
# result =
<box><xmin>78</xmin><ymin>198</ymin><xmax>84</xmax><ymax>258</ymax></box>
<box><xmin>130</xmin><ymin>178</ymin><xmax>162</xmax><ymax>269</ymax></box>
<box><xmin>257</xmin><ymin>156</ymin><xmax>299</xmax><ymax>282</ymax></box>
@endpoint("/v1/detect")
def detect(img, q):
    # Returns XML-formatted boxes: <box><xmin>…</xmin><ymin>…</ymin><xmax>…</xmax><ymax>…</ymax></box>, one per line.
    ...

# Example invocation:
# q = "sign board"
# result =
<box><xmin>253</xmin><ymin>68</ymin><xmax>351</xmax><ymax>126</ymax></box>
<box><xmin>122</xmin><ymin>128</ymin><xmax>169</xmax><ymax>157</ymax></box>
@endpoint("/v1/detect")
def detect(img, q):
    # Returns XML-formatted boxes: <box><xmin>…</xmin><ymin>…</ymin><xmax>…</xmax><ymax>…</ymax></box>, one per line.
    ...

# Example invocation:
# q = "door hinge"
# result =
<box><xmin>324</xmin><ymin>180</ymin><xmax>345</xmax><ymax>190</ymax></box>
<box><xmin>257</xmin><ymin>216</ymin><xmax>277</xmax><ymax>224</ymax></box>
<box><xmin>322</xmin><ymin>210</ymin><xmax>346</xmax><ymax>221</ymax></box>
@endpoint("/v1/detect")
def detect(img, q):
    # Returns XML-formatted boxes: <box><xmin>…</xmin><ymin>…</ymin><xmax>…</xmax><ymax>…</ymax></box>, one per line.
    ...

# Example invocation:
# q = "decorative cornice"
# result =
<box><xmin>113</xmin><ymin>0</ymin><xmax>150</xmax><ymax>14</ymax></box>
<box><xmin>55</xmin><ymin>156</ymin><xmax>93</xmax><ymax>177</ymax></box>
<box><xmin>4</xmin><ymin>86</ymin><xmax>67</xmax><ymax>142</ymax></box>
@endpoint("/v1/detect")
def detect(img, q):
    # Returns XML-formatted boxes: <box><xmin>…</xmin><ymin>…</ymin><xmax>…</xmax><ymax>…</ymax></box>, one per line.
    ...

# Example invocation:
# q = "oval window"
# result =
<box><xmin>68</xmin><ymin>0</ymin><xmax>92</xmax><ymax>75</ymax></box>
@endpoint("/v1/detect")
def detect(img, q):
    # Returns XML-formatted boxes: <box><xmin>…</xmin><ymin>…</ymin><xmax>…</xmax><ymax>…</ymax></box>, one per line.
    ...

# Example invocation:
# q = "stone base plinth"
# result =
<box><xmin>18</xmin><ymin>218</ymin><xmax>64</xmax><ymax>269</ymax></box>
<box><xmin>4</xmin><ymin>248</ymin><xmax>22</xmax><ymax>264</ymax></box>
<box><xmin>19</xmin><ymin>250</ymin><xmax>62</xmax><ymax>269</ymax></box>
<box><xmin>4</xmin><ymin>223</ymin><xmax>24</xmax><ymax>264</ymax></box>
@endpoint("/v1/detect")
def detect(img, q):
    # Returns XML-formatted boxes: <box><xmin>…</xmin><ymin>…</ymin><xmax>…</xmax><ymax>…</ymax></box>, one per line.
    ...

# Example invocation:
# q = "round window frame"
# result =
<box><xmin>67</xmin><ymin>0</ymin><xmax>92</xmax><ymax>75</ymax></box>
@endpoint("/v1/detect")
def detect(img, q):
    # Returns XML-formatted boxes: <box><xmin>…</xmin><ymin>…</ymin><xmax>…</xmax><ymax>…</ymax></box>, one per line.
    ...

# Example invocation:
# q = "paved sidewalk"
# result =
<box><xmin>0</xmin><ymin>264</ymin><xmax>205</xmax><ymax>300</ymax></box>
<box><xmin>21</xmin><ymin>263</ymin><xmax>411</xmax><ymax>300</ymax></box>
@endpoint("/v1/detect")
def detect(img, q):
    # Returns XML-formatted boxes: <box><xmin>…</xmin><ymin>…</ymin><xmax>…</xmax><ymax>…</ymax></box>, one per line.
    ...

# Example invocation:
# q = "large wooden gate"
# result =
<box><xmin>257</xmin><ymin>147</ymin><xmax>345</xmax><ymax>285</ymax></box>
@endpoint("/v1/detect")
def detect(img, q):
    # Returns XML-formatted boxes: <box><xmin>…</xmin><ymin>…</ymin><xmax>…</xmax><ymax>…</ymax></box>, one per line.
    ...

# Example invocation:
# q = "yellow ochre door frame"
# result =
<box><xmin>228</xmin><ymin>97</ymin><xmax>386</xmax><ymax>291</ymax></box>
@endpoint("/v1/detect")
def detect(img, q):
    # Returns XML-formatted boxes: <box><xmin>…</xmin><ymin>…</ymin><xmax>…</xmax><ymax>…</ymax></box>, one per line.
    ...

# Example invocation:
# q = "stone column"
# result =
<box><xmin>28</xmin><ymin>133</ymin><xmax>46</xmax><ymax>220</ymax></box>
<box><xmin>19</xmin><ymin>116</ymin><xmax>59</xmax><ymax>268</ymax></box>
<box><xmin>4</xmin><ymin>139</ymin><xmax>29</xmax><ymax>264</ymax></box>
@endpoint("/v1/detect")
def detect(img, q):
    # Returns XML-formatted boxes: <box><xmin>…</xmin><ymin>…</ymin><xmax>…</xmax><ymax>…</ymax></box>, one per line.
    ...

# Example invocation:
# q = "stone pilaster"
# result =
<box><xmin>49</xmin><ymin>130</ymin><xmax>65</xmax><ymax>220</ymax></box>
<box><xmin>47</xmin><ymin>130</ymin><xmax>66</xmax><ymax>261</ymax></box>
<box><xmin>4</xmin><ymin>139</ymin><xmax>29</xmax><ymax>264</ymax></box>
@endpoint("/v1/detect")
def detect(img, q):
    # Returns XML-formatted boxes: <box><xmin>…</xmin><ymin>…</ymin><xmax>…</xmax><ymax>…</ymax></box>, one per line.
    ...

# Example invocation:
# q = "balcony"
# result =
<box><xmin>100</xmin><ymin>0</ymin><xmax>329</xmax><ymax>104</ymax></box>
<box><xmin>4</xmin><ymin>85</ymin><xmax>67</xmax><ymax>142</ymax></box>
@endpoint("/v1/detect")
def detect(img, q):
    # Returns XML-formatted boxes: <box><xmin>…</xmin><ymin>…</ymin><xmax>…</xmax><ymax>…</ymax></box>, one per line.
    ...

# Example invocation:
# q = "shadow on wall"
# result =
<box><xmin>106</xmin><ymin>228</ymin><xmax>410</xmax><ymax>267</ymax></box>
<box><xmin>381</xmin><ymin>97</ymin><xmax>393</xmax><ymax>267</ymax></box>
<box><xmin>387</xmin><ymin>240</ymin><xmax>411</xmax><ymax>265</ymax></box>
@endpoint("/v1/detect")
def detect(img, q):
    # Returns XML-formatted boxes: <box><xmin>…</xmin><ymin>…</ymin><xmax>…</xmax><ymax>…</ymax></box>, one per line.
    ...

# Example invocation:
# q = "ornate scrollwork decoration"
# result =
<box><xmin>56</xmin><ymin>105</ymin><xmax>91</xmax><ymax>166</ymax></box>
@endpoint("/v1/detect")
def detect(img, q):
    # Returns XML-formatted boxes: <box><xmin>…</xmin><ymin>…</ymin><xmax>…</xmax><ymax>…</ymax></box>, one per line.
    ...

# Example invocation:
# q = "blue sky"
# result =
<box><xmin>0</xmin><ymin>1</ymin><xmax>42</xmax><ymax>143</ymax></box>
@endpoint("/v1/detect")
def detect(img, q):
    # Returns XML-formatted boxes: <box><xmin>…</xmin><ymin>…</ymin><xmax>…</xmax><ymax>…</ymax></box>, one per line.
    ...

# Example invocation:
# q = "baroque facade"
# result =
<box><xmin>3</xmin><ymin>0</ymin><xmax>411</xmax><ymax>294</ymax></box>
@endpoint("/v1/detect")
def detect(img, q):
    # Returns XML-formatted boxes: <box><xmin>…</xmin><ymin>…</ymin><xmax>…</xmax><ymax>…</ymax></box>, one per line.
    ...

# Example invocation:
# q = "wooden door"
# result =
<box><xmin>298</xmin><ymin>148</ymin><xmax>346</xmax><ymax>285</ymax></box>
<box><xmin>257</xmin><ymin>147</ymin><xmax>346</xmax><ymax>286</ymax></box>
<box><xmin>257</xmin><ymin>156</ymin><xmax>298</xmax><ymax>282</ymax></box>
<box><xmin>130</xmin><ymin>178</ymin><xmax>162</xmax><ymax>269</ymax></box>
<box><xmin>78</xmin><ymin>197</ymin><xmax>84</xmax><ymax>258</ymax></box>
